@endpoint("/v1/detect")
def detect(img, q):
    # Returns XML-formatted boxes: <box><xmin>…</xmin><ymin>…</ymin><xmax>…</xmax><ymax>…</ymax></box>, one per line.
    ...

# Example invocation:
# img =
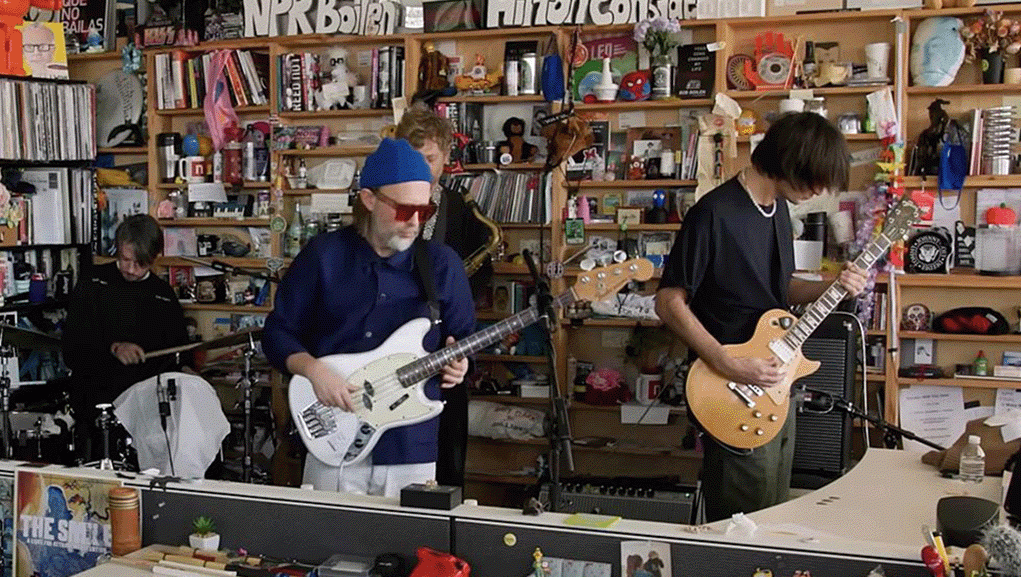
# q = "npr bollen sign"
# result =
<box><xmin>243</xmin><ymin>0</ymin><xmax>399</xmax><ymax>36</ymax></box>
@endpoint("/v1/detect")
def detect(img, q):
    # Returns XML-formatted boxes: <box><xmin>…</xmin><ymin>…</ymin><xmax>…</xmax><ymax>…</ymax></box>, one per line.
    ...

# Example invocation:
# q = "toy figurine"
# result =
<box><xmin>627</xmin><ymin>156</ymin><xmax>645</xmax><ymax>180</ymax></box>
<box><xmin>85</xmin><ymin>24</ymin><xmax>104</xmax><ymax>52</ymax></box>
<box><xmin>455</xmin><ymin>54</ymin><xmax>502</xmax><ymax>94</ymax></box>
<box><xmin>418</xmin><ymin>41</ymin><xmax>449</xmax><ymax>93</ymax></box>
<box><xmin>912</xmin><ymin>98</ymin><xmax>949</xmax><ymax>177</ymax></box>
<box><xmin>496</xmin><ymin>117</ymin><xmax>537</xmax><ymax>164</ymax></box>
<box><xmin>318</xmin><ymin>46</ymin><xmax>357</xmax><ymax>110</ymax></box>
<box><xmin>0</xmin><ymin>0</ymin><xmax>62</xmax><ymax>74</ymax></box>
<box><xmin>618</xmin><ymin>70</ymin><xmax>651</xmax><ymax>101</ymax></box>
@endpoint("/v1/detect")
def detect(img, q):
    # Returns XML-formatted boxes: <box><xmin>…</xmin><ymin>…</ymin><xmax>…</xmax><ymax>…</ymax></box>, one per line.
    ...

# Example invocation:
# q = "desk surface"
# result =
<box><xmin>450</xmin><ymin>449</ymin><xmax>1002</xmax><ymax>562</ymax></box>
<box><xmin>70</xmin><ymin>449</ymin><xmax>999</xmax><ymax>575</ymax></box>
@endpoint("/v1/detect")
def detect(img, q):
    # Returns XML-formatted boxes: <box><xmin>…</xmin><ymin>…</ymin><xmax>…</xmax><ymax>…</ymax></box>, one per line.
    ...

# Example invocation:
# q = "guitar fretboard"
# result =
<box><xmin>397</xmin><ymin>291</ymin><xmax>574</xmax><ymax>386</ymax></box>
<box><xmin>780</xmin><ymin>231</ymin><xmax>894</xmax><ymax>352</ymax></box>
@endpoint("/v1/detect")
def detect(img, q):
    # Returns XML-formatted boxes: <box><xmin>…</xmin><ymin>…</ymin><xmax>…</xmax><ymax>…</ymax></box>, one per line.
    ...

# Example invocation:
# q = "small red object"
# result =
<box><xmin>922</xmin><ymin>545</ymin><xmax>945</xmax><ymax>577</ymax></box>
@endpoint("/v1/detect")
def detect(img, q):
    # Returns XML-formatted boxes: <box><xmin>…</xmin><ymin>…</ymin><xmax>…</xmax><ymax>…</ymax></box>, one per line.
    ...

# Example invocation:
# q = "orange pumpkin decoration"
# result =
<box><xmin>986</xmin><ymin>203</ymin><xmax>1017</xmax><ymax>226</ymax></box>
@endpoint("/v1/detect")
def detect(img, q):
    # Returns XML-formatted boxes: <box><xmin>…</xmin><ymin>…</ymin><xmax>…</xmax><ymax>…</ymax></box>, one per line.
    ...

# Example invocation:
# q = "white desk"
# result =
<box><xmin>71</xmin><ymin>449</ymin><xmax>997</xmax><ymax>576</ymax></box>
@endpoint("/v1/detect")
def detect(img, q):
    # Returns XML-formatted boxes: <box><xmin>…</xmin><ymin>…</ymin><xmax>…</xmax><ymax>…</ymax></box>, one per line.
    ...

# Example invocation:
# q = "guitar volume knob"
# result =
<box><xmin>740</xmin><ymin>424</ymin><xmax>749</xmax><ymax>431</ymax></box>
<box><xmin>769</xmin><ymin>414</ymin><xmax>778</xmax><ymax>421</ymax></box>
<box><xmin>755</xmin><ymin>429</ymin><xmax>764</xmax><ymax>436</ymax></box>
<box><xmin>753</xmin><ymin>411</ymin><xmax>762</xmax><ymax>418</ymax></box>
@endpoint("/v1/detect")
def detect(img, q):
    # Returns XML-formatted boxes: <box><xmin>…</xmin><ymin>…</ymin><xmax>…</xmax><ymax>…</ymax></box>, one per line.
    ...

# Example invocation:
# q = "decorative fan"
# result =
<box><xmin>95</xmin><ymin>70</ymin><xmax>145</xmax><ymax>148</ymax></box>
<box><xmin>726</xmin><ymin>54</ymin><xmax>754</xmax><ymax>90</ymax></box>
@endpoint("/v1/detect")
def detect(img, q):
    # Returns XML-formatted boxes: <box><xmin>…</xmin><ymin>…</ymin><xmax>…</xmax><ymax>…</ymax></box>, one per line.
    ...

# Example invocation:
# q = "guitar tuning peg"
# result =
<box><xmin>579</xmin><ymin>258</ymin><xmax>596</xmax><ymax>271</ymax></box>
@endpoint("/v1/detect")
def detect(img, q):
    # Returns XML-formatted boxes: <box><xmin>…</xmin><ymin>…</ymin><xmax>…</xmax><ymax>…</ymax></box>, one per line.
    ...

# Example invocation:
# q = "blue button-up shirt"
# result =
<box><xmin>264</xmin><ymin>226</ymin><xmax>476</xmax><ymax>464</ymax></box>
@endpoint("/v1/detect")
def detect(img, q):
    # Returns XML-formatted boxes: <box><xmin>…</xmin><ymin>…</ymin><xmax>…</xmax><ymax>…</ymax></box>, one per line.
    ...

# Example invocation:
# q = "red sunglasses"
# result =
<box><xmin>374</xmin><ymin>191</ymin><xmax>437</xmax><ymax>222</ymax></box>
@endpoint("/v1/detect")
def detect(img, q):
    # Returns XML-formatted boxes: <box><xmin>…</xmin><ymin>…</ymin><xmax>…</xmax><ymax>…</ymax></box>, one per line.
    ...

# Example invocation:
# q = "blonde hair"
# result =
<box><xmin>396</xmin><ymin>104</ymin><xmax>453</xmax><ymax>151</ymax></box>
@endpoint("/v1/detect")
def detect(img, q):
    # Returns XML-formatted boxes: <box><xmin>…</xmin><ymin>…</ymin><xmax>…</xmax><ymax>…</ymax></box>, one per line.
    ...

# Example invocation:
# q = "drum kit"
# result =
<box><xmin>0</xmin><ymin>323</ymin><xmax>267</xmax><ymax>483</ymax></box>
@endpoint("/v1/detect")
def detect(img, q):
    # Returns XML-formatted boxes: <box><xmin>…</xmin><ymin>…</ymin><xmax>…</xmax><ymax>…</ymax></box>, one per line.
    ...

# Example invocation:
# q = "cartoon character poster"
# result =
<box><xmin>15</xmin><ymin>469</ymin><xmax>117</xmax><ymax>577</ymax></box>
<box><xmin>15</xmin><ymin>22</ymin><xmax>69</xmax><ymax>79</ymax></box>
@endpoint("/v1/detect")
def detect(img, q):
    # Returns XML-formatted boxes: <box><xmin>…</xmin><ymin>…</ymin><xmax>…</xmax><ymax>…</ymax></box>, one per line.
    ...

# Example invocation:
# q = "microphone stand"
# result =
<box><xmin>179</xmin><ymin>256</ymin><xmax>280</xmax><ymax>284</ymax></box>
<box><xmin>801</xmin><ymin>387</ymin><xmax>945</xmax><ymax>451</ymax></box>
<box><xmin>181</xmin><ymin>255</ymin><xmax>274</xmax><ymax>483</ymax></box>
<box><xmin>522</xmin><ymin>249</ymin><xmax>574</xmax><ymax>512</ymax></box>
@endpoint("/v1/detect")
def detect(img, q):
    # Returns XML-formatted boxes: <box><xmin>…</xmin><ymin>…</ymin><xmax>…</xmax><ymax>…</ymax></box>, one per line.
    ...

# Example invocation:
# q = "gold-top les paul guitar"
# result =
<box><xmin>686</xmin><ymin>198</ymin><xmax>920</xmax><ymax>450</ymax></box>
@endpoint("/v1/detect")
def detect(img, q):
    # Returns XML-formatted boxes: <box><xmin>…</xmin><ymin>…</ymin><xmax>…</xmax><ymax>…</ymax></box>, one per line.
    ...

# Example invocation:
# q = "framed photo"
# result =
<box><xmin>602</xmin><ymin>193</ymin><xmax>622</xmax><ymax>216</ymax></box>
<box><xmin>565</xmin><ymin>218</ymin><xmax>586</xmax><ymax>245</ymax></box>
<box><xmin>616</xmin><ymin>206</ymin><xmax>643</xmax><ymax>226</ymax></box>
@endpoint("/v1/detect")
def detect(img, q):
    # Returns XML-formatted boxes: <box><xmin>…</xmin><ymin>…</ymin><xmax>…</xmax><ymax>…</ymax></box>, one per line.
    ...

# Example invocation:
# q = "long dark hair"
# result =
<box><xmin>751</xmin><ymin>112</ymin><xmax>850</xmax><ymax>194</ymax></box>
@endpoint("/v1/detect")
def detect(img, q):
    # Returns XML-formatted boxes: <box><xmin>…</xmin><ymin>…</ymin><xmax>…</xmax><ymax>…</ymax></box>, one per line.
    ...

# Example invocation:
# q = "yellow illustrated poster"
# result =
<box><xmin>16</xmin><ymin>22</ymin><xmax>69</xmax><ymax>79</ymax></box>
<box><xmin>15</xmin><ymin>468</ymin><xmax>117</xmax><ymax>576</ymax></box>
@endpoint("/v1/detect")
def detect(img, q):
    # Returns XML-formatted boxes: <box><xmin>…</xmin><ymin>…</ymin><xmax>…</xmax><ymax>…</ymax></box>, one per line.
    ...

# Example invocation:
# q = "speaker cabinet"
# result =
<box><xmin>792</xmin><ymin>313</ymin><xmax>856</xmax><ymax>488</ymax></box>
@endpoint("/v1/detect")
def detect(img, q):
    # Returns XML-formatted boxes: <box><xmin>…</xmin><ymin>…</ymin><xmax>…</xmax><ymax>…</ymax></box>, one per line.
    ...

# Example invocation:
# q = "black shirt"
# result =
<box><xmin>660</xmin><ymin>176</ymin><xmax>794</xmax><ymax>346</ymax></box>
<box><xmin>63</xmin><ymin>262</ymin><xmax>190</xmax><ymax>412</ymax></box>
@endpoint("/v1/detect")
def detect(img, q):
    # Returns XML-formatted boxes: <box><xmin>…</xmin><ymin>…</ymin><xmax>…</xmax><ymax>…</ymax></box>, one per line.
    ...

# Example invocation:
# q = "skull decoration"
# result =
<box><xmin>901</xmin><ymin>303</ymin><xmax>932</xmax><ymax>332</ymax></box>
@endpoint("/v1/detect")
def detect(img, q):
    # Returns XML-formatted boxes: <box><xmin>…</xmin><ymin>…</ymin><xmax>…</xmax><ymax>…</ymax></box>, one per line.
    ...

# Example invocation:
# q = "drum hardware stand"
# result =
<box><xmin>84</xmin><ymin>404</ymin><xmax>132</xmax><ymax>471</ymax></box>
<box><xmin>237</xmin><ymin>331</ymin><xmax>259</xmax><ymax>483</ymax></box>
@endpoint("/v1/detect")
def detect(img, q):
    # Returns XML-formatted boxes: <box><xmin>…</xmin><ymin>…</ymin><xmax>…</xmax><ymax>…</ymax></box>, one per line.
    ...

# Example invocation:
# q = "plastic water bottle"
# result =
<box><xmin>959</xmin><ymin>435</ymin><xmax>986</xmax><ymax>483</ymax></box>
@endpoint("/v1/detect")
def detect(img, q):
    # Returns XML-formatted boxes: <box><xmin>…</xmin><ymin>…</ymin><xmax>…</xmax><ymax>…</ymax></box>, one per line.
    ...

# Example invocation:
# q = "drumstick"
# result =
<box><xmin>146</xmin><ymin>342</ymin><xmax>202</xmax><ymax>360</ymax></box>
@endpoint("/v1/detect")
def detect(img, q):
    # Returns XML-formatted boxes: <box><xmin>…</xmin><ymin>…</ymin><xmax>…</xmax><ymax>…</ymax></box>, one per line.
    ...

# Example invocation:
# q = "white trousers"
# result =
<box><xmin>303</xmin><ymin>454</ymin><xmax>436</xmax><ymax>497</ymax></box>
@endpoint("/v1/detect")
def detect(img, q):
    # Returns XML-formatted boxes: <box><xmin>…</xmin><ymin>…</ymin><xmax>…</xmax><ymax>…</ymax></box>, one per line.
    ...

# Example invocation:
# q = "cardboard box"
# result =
<box><xmin>766</xmin><ymin>0</ymin><xmax>840</xmax><ymax>16</ymax></box>
<box><xmin>620</xmin><ymin>403</ymin><xmax>670</xmax><ymax>425</ymax></box>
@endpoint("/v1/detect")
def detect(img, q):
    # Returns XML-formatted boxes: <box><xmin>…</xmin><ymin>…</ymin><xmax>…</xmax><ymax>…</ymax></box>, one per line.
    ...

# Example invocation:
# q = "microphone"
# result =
<box><xmin>983</xmin><ymin>524</ymin><xmax>1021</xmax><ymax>577</ymax></box>
<box><xmin>800</xmin><ymin>388</ymin><xmax>834</xmax><ymax>412</ymax></box>
<box><xmin>157</xmin><ymin>376</ymin><xmax>171</xmax><ymax>432</ymax></box>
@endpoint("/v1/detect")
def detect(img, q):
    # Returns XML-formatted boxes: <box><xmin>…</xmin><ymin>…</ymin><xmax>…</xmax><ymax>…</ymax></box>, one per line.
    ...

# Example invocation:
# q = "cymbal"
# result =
<box><xmin>193</xmin><ymin>326</ymin><xmax>263</xmax><ymax>352</ymax></box>
<box><xmin>147</xmin><ymin>326</ymin><xmax>262</xmax><ymax>360</ymax></box>
<box><xmin>0</xmin><ymin>324</ymin><xmax>61</xmax><ymax>352</ymax></box>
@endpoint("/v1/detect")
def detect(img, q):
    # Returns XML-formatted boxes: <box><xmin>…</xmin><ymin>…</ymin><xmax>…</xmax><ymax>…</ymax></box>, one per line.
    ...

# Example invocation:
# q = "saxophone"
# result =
<box><xmin>461</xmin><ymin>187</ymin><xmax>503</xmax><ymax>277</ymax></box>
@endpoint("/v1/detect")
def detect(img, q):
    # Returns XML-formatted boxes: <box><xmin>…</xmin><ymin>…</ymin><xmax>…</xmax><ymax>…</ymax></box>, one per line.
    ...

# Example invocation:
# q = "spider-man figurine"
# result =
<box><xmin>0</xmin><ymin>0</ymin><xmax>62</xmax><ymax>75</ymax></box>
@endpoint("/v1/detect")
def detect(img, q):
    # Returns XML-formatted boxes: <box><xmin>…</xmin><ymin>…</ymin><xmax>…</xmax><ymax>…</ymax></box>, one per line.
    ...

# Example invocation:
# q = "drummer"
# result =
<box><xmin>63</xmin><ymin>214</ymin><xmax>192</xmax><ymax>460</ymax></box>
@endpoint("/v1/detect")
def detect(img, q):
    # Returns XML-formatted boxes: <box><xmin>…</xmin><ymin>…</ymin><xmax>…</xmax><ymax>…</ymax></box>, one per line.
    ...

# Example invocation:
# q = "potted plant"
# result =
<box><xmin>960</xmin><ymin>9</ymin><xmax>1021</xmax><ymax>83</ymax></box>
<box><xmin>189</xmin><ymin>516</ymin><xmax>220</xmax><ymax>551</ymax></box>
<box><xmin>634</xmin><ymin>17</ymin><xmax>681</xmax><ymax>100</ymax></box>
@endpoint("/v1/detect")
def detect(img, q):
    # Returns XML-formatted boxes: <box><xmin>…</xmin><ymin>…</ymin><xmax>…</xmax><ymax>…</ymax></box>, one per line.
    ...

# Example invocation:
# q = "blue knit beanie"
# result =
<box><xmin>360</xmin><ymin>138</ymin><xmax>433</xmax><ymax>189</ymax></box>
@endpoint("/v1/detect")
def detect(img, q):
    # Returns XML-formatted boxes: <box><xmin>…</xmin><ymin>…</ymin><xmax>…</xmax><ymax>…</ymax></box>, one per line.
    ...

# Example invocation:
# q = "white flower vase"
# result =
<box><xmin>189</xmin><ymin>533</ymin><xmax>220</xmax><ymax>551</ymax></box>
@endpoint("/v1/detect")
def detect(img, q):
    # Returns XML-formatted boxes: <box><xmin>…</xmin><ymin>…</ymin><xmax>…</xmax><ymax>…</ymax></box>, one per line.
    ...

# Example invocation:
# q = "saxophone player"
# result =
<box><xmin>395</xmin><ymin>104</ymin><xmax>500</xmax><ymax>488</ymax></box>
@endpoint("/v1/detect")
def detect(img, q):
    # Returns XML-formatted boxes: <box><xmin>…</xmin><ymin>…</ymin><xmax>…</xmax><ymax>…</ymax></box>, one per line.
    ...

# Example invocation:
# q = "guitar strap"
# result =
<box><xmin>414</xmin><ymin>238</ymin><xmax>442</xmax><ymax>327</ymax></box>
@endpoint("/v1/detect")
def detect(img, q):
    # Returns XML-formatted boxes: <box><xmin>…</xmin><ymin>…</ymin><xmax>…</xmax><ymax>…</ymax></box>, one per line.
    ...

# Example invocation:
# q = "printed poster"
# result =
<box><xmin>15</xmin><ymin>469</ymin><xmax>118</xmax><ymax>577</ymax></box>
<box><xmin>15</xmin><ymin>22</ymin><xmax>68</xmax><ymax>79</ymax></box>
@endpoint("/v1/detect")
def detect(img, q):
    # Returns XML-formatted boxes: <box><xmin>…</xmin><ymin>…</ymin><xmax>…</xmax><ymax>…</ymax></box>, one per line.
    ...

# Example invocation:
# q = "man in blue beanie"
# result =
<box><xmin>263</xmin><ymin>138</ymin><xmax>476</xmax><ymax>496</ymax></box>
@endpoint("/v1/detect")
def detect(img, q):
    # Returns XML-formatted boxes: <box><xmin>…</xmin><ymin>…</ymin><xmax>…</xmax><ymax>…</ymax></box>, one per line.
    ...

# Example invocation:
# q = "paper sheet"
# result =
<box><xmin>994</xmin><ymin>390</ymin><xmax>1021</xmax><ymax>442</ymax></box>
<box><xmin>898</xmin><ymin>385</ymin><xmax>966</xmax><ymax>452</ymax></box>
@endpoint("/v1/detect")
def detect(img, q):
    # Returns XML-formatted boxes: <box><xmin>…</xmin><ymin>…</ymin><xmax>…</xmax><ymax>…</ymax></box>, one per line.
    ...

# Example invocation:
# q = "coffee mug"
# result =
<box><xmin>178</xmin><ymin>156</ymin><xmax>207</xmax><ymax>183</ymax></box>
<box><xmin>865</xmin><ymin>42</ymin><xmax>890</xmax><ymax>79</ymax></box>
<box><xmin>635</xmin><ymin>373</ymin><xmax>662</xmax><ymax>405</ymax></box>
<box><xmin>779</xmin><ymin>98</ymin><xmax>804</xmax><ymax>114</ymax></box>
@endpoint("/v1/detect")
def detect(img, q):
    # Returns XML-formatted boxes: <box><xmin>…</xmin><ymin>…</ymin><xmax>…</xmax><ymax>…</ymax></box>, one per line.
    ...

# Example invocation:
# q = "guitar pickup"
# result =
<box><xmin>362</xmin><ymin>394</ymin><xmax>373</xmax><ymax>411</ymax></box>
<box><xmin>728</xmin><ymin>382</ymin><xmax>757</xmax><ymax>408</ymax></box>
<box><xmin>389</xmin><ymin>393</ymin><xmax>409</xmax><ymax>411</ymax></box>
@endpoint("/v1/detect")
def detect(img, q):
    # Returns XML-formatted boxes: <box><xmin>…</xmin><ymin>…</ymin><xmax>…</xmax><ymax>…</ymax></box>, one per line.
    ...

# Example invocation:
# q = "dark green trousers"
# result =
<box><xmin>700</xmin><ymin>401</ymin><xmax>797</xmax><ymax>523</ymax></box>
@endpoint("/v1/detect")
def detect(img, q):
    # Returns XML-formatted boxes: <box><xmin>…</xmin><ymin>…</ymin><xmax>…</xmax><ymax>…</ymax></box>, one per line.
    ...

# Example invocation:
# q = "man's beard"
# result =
<box><xmin>387</xmin><ymin>234</ymin><xmax>415</xmax><ymax>252</ymax></box>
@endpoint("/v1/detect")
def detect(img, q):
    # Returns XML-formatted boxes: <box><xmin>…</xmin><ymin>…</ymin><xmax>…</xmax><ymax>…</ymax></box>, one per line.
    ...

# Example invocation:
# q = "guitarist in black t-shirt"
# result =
<box><xmin>655</xmin><ymin>113</ymin><xmax>868</xmax><ymax>522</ymax></box>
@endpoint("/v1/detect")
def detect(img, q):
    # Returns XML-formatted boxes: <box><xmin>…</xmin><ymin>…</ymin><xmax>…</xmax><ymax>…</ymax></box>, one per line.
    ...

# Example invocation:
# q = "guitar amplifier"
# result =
<box><xmin>793</xmin><ymin>312</ymin><xmax>856</xmax><ymax>488</ymax></box>
<box><xmin>540</xmin><ymin>479</ymin><xmax>697</xmax><ymax>524</ymax></box>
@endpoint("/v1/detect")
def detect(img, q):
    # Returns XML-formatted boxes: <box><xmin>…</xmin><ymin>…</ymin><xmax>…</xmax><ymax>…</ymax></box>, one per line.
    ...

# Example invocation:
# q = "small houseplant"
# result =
<box><xmin>189</xmin><ymin>516</ymin><xmax>220</xmax><ymax>551</ymax></box>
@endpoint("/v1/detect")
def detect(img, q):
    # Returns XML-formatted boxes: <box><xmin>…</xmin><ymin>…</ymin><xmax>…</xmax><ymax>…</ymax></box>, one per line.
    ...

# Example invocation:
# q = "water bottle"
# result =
<box><xmin>959</xmin><ymin>435</ymin><xmax>985</xmax><ymax>483</ymax></box>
